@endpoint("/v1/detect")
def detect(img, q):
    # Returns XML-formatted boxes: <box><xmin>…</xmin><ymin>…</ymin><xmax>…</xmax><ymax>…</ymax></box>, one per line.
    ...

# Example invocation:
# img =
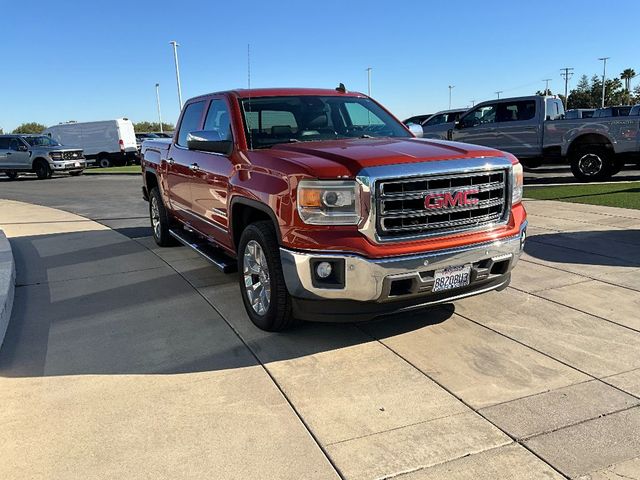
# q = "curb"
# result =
<box><xmin>0</xmin><ymin>229</ymin><xmax>15</xmax><ymax>349</ymax></box>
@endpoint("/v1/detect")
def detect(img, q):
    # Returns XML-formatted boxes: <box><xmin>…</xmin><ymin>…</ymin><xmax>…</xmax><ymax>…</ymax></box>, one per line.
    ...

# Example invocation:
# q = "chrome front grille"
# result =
<box><xmin>376</xmin><ymin>169</ymin><xmax>509</xmax><ymax>238</ymax></box>
<box><xmin>62</xmin><ymin>150</ymin><xmax>83</xmax><ymax>160</ymax></box>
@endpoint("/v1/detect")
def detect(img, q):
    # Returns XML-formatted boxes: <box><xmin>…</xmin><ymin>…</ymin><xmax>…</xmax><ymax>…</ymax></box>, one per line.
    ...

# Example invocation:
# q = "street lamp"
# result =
<box><xmin>495</xmin><ymin>91</ymin><xmax>503</xmax><ymax>99</ymax></box>
<box><xmin>170</xmin><ymin>41</ymin><xmax>183</xmax><ymax>109</ymax></box>
<box><xmin>155</xmin><ymin>83</ymin><xmax>163</xmax><ymax>134</ymax></box>
<box><xmin>598</xmin><ymin>57</ymin><xmax>610</xmax><ymax>108</ymax></box>
<box><xmin>448</xmin><ymin>85</ymin><xmax>455</xmax><ymax>109</ymax></box>
<box><xmin>366</xmin><ymin>67</ymin><xmax>372</xmax><ymax>96</ymax></box>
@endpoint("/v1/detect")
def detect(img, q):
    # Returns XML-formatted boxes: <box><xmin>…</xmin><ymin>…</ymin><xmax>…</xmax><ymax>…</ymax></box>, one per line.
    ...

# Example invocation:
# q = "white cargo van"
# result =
<box><xmin>43</xmin><ymin>119</ymin><xmax>138</xmax><ymax>167</ymax></box>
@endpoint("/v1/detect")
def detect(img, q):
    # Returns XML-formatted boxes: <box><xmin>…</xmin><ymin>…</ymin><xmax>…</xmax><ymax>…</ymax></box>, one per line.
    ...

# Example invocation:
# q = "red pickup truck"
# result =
<box><xmin>141</xmin><ymin>87</ymin><xmax>527</xmax><ymax>331</ymax></box>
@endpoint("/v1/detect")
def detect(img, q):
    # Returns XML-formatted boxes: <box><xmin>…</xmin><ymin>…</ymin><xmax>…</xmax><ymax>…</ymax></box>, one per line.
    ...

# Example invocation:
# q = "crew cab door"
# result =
<box><xmin>166</xmin><ymin>100</ymin><xmax>206</xmax><ymax>220</ymax></box>
<box><xmin>187</xmin><ymin>97</ymin><xmax>234</xmax><ymax>248</ymax></box>
<box><xmin>491</xmin><ymin>99</ymin><xmax>541</xmax><ymax>158</ymax></box>
<box><xmin>7</xmin><ymin>137</ymin><xmax>31</xmax><ymax>169</ymax></box>
<box><xmin>451</xmin><ymin>103</ymin><xmax>498</xmax><ymax>147</ymax></box>
<box><xmin>0</xmin><ymin>137</ymin><xmax>13</xmax><ymax>169</ymax></box>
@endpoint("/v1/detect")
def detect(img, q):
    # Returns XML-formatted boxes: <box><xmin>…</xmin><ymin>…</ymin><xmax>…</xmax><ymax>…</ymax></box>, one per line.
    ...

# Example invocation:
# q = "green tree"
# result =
<box><xmin>12</xmin><ymin>122</ymin><xmax>46</xmax><ymax>134</ymax></box>
<box><xmin>620</xmin><ymin>68</ymin><xmax>636</xmax><ymax>103</ymax></box>
<box><xmin>133</xmin><ymin>121</ymin><xmax>175</xmax><ymax>133</ymax></box>
<box><xmin>567</xmin><ymin>75</ymin><xmax>592</xmax><ymax>108</ymax></box>
<box><xmin>567</xmin><ymin>74</ymin><xmax>625</xmax><ymax>108</ymax></box>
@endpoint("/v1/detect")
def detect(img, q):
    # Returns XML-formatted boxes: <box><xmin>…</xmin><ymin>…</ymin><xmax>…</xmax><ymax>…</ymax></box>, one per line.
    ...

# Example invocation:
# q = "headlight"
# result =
<box><xmin>297</xmin><ymin>180</ymin><xmax>361</xmax><ymax>225</ymax></box>
<box><xmin>49</xmin><ymin>152</ymin><xmax>63</xmax><ymax>160</ymax></box>
<box><xmin>512</xmin><ymin>163</ymin><xmax>523</xmax><ymax>205</ymax></box>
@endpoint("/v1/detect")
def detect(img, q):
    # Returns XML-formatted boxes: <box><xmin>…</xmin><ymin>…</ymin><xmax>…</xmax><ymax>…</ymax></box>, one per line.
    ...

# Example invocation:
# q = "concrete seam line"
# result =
<box><xmin>0</xmin><ymin>229</ymin><xmax>16</xmax><ymax>350</ymax></box>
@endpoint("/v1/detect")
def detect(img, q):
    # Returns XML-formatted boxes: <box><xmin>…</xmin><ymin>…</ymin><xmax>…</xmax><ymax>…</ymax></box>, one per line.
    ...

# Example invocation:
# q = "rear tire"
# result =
<box><xmin>237</xmin><ymin>221</ymin><xmax>296</xmax><ymax>331</ymax></box>
<box><xmin>33</xmin><ymin>159</ymin><xmax>51</xmax><ymax>180</ymax></box>
<box><xmin>570</xmin><ymin>147</ymin><xmax>613</xmax><ymax>182</ymax></box>
<box><xmin>149</xmin><ymin>187</ymin><xmax>177</xmax><ymax>247</ymax></box>
<box><xmin>98</xmin><ymin>155</ymin><xmax>112</xmax><ymax>168</ymax></box>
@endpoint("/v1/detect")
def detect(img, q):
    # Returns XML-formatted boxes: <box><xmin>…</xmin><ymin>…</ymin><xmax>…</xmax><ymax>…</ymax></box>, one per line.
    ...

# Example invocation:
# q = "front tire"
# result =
<box><xmin>69</xmin><ymin>171</ymin><xmax>83</xmax><ymax>176</ymax></box>
<box><xmin>149</xmin><ymin>187</ymin><xmax>177</xmax><ymax>247</ymax></box>
<box><xmin>33</xmin><ymin>159</ymin><xmax>51</xmax><ymax>180</ymax></box>
<box><xmin>570</xmin><ymin>147</ymin><xmax>613</xmax><ymax>182</ymax></box>
<box><xmin>238</xmin><ymin>221</ymin><xmax>296</xmax><ymax>331</ymax></box>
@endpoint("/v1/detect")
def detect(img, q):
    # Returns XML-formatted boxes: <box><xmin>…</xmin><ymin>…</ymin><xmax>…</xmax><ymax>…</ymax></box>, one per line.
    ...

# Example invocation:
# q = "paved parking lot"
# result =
<box><xmin>1</xmin><ymin>175</ymin><xmax>639</xmax><ymax>479</ymax></box>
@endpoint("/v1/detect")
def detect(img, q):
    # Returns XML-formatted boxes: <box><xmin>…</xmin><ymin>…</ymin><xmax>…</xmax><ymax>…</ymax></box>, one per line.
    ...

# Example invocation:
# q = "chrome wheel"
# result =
<box><xmin>243</xmin><ymin>240</ymin><xmax>271</xmax><ymax>315</ymax></box>
<box><xmin>150</xmin><ymin>195</ymin><xmax>161</xmax><ymax>239</ymax></box>
<box><xmin>578</xmin><ymin>153</ymin><xmax>603</xmax><ymax>177</ymax></box>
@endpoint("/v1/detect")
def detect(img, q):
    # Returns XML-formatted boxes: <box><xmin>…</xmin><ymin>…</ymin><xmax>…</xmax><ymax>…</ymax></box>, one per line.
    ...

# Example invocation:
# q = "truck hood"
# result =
<box><xmin>34</xmin><ymin>146</ymin><xmax>83</xmax><ymax>152</ymax></box>
<box><xmin>256</xmin><ymin>138</ymin><xmax>509</xmax><ymax>177</ymax></box>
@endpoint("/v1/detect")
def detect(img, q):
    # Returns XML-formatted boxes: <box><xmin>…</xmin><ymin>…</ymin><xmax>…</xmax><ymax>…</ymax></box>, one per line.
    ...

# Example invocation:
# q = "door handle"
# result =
<box><xmin>6</xmin><ymin>152</ymin><xmax>12</xmax><ymax>155</ymax></box>
<box><xmin>167</xmin><ymin>158</ymin><xmax>175</xmax><ymax>165</ymax></box>
<box><xmin>189</xmin><ymin>163</ymin><xmax>200</xmax><ymax>171</ymax></box>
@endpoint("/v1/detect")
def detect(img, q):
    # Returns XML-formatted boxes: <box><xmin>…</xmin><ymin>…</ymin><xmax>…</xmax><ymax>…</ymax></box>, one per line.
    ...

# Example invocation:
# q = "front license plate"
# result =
<box><xmin>432</xmin><ymin>264</ymin><xmax>472</xmax><ymax>292</ymax></box>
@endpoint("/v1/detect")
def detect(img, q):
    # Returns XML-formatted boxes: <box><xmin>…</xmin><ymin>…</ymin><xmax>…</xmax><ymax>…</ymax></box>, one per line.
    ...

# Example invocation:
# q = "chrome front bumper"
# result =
<box><xmin>281</xmin><ymin>222</ymin><xmax>527</xmax><ymax>303</ymax></box>
<box><xmin>51</xmin><ymin>160</ymin><xmax>86</xmax><ymax>171</ymax></box>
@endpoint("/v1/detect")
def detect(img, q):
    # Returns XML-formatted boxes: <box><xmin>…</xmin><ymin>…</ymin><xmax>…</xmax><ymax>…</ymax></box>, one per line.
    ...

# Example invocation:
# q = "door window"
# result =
<box><xmin>0</xmin><ymin>138</ymin><xmax>10</xmax><ymax>150</ymax></box>
<box><xmin>460</xmin><ymin>104</ymin><xmax>497</xmax><ymax>128</ymax></box>
<box><xmin>204</xmin><ymin>99</ymin><xmax>233</xmax><ymax>140</ymax></box>
<box><xmin>496</xmin><ymin>101</ymin><xmax>536</xmax><ymax>122</ymax></box>
<box><xmin>177</xmin><ymin>101</ymin><xmax>206</xmax><ymax>147</ymax></box>
<box><xmin>424</xmin><ymin>114</ymin><xmax>447</xmax><ymax>126</ymax></box>
<box><xmin>9</xmin><ymin>138</ymin><xmax>22</xmax><ymax>150</ymax></box>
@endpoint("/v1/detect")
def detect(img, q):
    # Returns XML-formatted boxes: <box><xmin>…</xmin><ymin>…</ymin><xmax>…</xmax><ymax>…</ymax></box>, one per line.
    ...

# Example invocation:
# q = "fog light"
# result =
<box><xmin>316</xmin><ymin>261</ymin><xmax>333</xmax><ymax>278</ymax></box>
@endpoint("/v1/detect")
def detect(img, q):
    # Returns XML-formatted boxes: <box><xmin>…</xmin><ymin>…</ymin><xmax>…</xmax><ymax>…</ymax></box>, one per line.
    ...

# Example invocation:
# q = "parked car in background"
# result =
<box><xmin>422</xmin><ymin>109</ymin><xmax>467</xmax><ymax>139</ymax></box>
<box><xmin>0</xmin><ymin>134</ymin><xmax>85</xmax><ymax>180</ymax></box>
<box><xmin>449</xmin><ymin>95</ymin><xmax>640</xmax><ymax>181</ymax></box>
<box><xmin>565</xmin><ymin>108</ymin><xmax>595</xmax><ymax>119</ymax></box>
<box><xmin>43</xmin><ymin>119</ymin><xmax>137</xmax><ymax>168</ymax></box>
<box><xmin>402</xmin><ymin>114</ymin><xmax>432</xmax><ymax>126</ymax></box>
<box><xmin>153</xmin><ymin>132</ymin><xmax>173</xmax><ymax>138</ymax></box>
<box><xmin>593</xmin><ymin>106</ymin><xmax>632</xmax><ymax>117</ymax></box>
<box><xmin>135</xmin><ymin>132</ymin><xmax>160</xmax><ymax>151</ymax></box>
<box><xmin>141</xmin><ymin>87</ymin><xmax>527</xmax><ymax>331</ymax></box>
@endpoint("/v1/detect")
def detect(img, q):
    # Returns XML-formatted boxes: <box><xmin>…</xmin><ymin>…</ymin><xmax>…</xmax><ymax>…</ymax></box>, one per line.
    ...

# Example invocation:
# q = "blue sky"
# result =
<box><xmin>2</xmin><ymin>0</ymin><xmax>638</xmax><ymax>131</ymax></box>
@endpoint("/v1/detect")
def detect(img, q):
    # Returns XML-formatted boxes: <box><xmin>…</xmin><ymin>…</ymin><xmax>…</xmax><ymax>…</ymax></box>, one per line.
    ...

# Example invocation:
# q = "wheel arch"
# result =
<box><xmin>230</xmin><ymin>197</ymin><xmax>282</xmax><ymax>248</ymax></box>
<box><xmin>567</xmin><ymin>133</ymin><xmax>613</xmax><ymax>156</ymax></box>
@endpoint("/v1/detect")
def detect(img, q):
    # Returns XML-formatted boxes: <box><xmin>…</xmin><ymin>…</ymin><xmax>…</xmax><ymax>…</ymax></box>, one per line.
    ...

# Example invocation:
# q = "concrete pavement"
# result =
<box><xmin>0</xmin><ymin>189</ymin><xmax>639</xmax><ymax>479</ymax></box>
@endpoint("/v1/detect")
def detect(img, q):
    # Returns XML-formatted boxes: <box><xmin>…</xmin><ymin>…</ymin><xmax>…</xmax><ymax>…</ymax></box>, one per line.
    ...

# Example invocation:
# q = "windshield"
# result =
<box><xmin>23</xmin><ymin>136</ymin><xmax>60</xmax><ymax>147</ymax></box>
<box><xmin>240</xmin><ymin>95</ymin><xmax>410</xmax><ymax>149</ymax></box>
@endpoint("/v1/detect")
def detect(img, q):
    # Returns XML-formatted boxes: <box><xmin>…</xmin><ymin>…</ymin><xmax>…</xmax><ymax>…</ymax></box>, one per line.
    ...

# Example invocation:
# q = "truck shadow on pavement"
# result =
<box><xmin>0</xmin><ymin>230</ymin><xmax>453</xmax><ymax>378</ymax></box>
<box><xmin>524</xmin><ymin>229</ymin><xmax>640</xmax><ymax>268</ymax></box>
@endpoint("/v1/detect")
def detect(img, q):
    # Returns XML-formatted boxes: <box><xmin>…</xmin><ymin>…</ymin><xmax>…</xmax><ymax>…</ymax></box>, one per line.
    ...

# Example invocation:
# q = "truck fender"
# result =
<box><xmin>229</xmin><ymin>196</ymin><xmax>282</xmax><ymax>245</ymax></box>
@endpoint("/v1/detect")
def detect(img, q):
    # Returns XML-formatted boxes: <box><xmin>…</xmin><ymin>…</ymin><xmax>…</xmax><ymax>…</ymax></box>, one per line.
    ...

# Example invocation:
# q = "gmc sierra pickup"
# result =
<box><xmin>141</xmin><ymin>87</ymin><xmax>527</xmax><ymax>331</ymax></box>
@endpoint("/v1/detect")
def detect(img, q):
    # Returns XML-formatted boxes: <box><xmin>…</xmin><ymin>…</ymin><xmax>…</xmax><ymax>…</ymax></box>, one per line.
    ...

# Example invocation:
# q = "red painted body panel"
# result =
<box><xmin>141</xmin><ymin>89</ymin><xmax>526</xmax><ymax>259</ymax></box>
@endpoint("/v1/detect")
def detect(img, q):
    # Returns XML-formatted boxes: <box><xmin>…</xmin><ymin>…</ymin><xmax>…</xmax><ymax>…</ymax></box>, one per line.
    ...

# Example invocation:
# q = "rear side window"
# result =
<box><xmin>177</xmin><ymin>101</ymin><xmax>205</xmax><ymax>147</ymax></box>
<box><xmin>497</xmin><ymin>101</ymin><xmax>536</xmax><ymax>122</ymax></box>
<box><xmin>204</xmin><ymin>99</ymin><xmax>233</xmax><ymax>140</ymax></box>
<box><xmin>0</xmin><ymin>138</ymin><xmax>10</xmax><ymax>149</ymax></box>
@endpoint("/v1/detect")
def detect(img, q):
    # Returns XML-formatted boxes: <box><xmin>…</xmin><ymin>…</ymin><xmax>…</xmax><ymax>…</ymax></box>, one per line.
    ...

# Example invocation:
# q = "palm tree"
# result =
<box><xmin>620</xmin><ymin>68</ymin><xmax>636</xmax><ymax>103</ymax></box>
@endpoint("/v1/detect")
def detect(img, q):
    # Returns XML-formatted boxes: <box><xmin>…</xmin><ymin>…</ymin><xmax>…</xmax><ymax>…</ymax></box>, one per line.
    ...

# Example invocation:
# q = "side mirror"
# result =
<box><xmin>187</xmin><ymin>130</ymin><xmax>233</xmax><ymax>155</ymax></box>
<box><xmin>407</xmin><ymin>123</ymin><xmax>424</xmax><ymax>138</ymax></box>
<box><xmin>17</xmin><ymin>145</ymin><xmax>28</xmax><ymax>152</ymax></box>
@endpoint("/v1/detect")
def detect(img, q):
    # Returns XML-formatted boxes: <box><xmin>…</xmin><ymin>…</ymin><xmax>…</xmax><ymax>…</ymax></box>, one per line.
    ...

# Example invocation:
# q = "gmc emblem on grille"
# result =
<box><xmin>424</xmin><ymin>188</ymin><xmax>480</xmax><ymax>209</ymax></box>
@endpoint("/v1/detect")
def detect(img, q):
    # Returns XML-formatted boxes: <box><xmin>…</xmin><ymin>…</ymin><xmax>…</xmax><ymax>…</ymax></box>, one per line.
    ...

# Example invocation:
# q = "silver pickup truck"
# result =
<box><xmin>449</xmin><ymin>95</ymin><xmax>640</xmax><ymax>181</ymax></box>
<box><xmin>0</xmin><ymin>134</ymin><xmax>86</xmax><ymax>180</ymax></box>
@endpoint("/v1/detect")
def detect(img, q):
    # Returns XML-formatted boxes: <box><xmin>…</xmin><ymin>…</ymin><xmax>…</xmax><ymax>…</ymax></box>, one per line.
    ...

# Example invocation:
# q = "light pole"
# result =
<box><xmin>542</xmin><ymin>78</ymin><xmax>552</xmax><ymax>95</ymax></box>
<box><xmin>366</xmin><ymin>67</ymin><xmax>372</xmax><ymax>96</ymax></box>
<box><xmin>470</xmin><ymin>99</ymin><xmax>475</xmax><ymax>107</ymax></box>
<box><xmin>155</xmin><ymin>83</ymin><xmax>163</xmax><ymax>134</ymax></box>
<box><xmin>170</xmin><ymin>41</ymin><xmax>183</xmax><ymax>109</ymax></box>
<box><xmin>598</xmin><ymin>57</ymin><xmax>610</xmax><ymax>108</ymax></box>
<box><xmin>495</xmin><ymin>91</ymin><xmax>503</xmax><ymax>99</ymax></box>
<box><xmin>448</xmin><ymin>85</ymin><xmax>455</xmax><ymax>109</ymax></box>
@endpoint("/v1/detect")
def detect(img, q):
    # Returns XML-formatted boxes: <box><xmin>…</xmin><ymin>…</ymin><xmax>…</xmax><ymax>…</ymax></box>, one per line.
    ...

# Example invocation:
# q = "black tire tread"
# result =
<box><xmin>237</xmin><ymin>221</ymin><xmax>296</xmax><ymax>332</ymax></box>
<box><xmin>149</xmin><ymin>187</ymin><xmax>177</xmax><ymax>247</ymax></box>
